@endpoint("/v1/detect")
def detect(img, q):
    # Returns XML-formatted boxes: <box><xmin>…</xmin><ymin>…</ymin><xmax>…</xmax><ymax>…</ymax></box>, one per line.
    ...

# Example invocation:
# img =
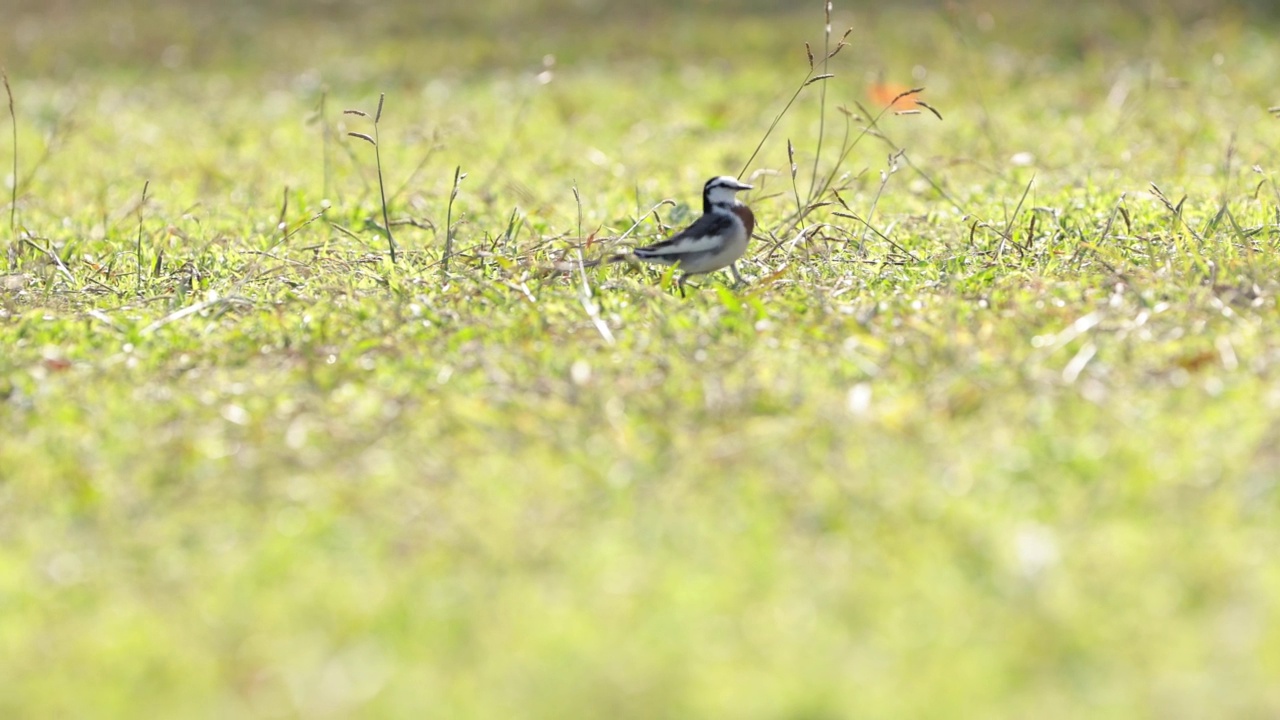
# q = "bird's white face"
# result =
<box><xmin>704</xmin><ymin>176</ymin><xmax>752</xmax><ymax>207</ymax></box>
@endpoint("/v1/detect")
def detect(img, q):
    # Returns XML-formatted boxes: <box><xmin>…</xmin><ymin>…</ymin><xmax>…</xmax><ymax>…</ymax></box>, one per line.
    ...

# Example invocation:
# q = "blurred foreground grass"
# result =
<box><xmin>3</xmin><ymin>1</ymin><xmax>1280</xmax><ymax>717</ymax></box>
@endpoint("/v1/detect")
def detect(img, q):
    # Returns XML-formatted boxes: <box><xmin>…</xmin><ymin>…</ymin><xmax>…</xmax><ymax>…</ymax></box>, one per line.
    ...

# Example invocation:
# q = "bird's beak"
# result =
<box><xmin>735</xmin><ymin>181</ymin><xmax>754</xmax><ymax>190</ymax></box>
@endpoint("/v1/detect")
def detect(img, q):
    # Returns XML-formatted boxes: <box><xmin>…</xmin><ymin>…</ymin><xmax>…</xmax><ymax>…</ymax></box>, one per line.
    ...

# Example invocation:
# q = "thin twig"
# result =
<box><xmin>860</xmin><ymin>151</ymin><xmax>903</xmax><ymax>250</ymax></box>
<box><xmin>808</xmin><ymin>1</ymin><xmax>834</xmax><ymax>195</ymax></box>
<box><xmin>141</xmin><ymin>296</ymin><xmax>253</xmax><ymax>335</ymax></box>
<box><xmin>738</xmin><ymin>67</ymin><xmax>833</xmax><ymax>180</ymax></box>
<box><xmin>283</xmin><ymin>209</ymin><xmax>328</xmax><ymax>242</ymax></box>
<box><xmin>443</xmin><ymin>165</ymin><xmax>465</xmax><ymax>274</ymax></box>
<box><xmin>788</xmin><ymin>139</ymin><xmax>802</xmax><ymax>215</ymax></box>
<box><xmin>373</xmin><ymin>97</ymin><xmax>396</xmax><ymax>263</ymax></box>
<box><xmin>278</xmin><ymin>186</ymin><xmax>289</xmax><ymax>243</ymax></box>
<box><xmin>136</xmin><ymin>180</ymin><xmax>149</xmax><ymax>295</ymax></box>
<box><xmin>22</xmin><ymin>237</ymin><xmax>76</xmax><ymax>284</ymax></box>
<box><xmin>571</xmin><ymin>183</ymin><xmax>615</xmax><ymax>344</ymax></box>
<box><xmin>347</xmin><ymin>96</ymin><xmax>397</xmax><ymax>263</ymax></box>
<box><xmin>996</xmin><ymin>173</ymin><xmax>1036</xmax><ymax>261</ymax></box>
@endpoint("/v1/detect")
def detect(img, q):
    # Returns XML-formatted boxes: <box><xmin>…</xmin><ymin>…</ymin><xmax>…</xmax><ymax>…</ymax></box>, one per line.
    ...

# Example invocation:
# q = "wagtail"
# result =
<box><xmin>588</xmin><ymin>176</ymin><xmax>755</xmax><ymax>293</ymax></box>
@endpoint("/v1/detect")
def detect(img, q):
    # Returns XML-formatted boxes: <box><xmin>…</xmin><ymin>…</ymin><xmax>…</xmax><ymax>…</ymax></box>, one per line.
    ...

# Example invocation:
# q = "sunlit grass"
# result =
<box><xmin>3</xmin><ymin>1</ymin><xmax>1280</xmax><ymax>717</ymax></box>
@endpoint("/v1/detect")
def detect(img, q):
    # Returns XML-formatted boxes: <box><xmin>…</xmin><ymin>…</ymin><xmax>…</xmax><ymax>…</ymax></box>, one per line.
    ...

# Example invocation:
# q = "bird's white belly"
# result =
<box><xmin>671</xmin><ymin>226</ymin><xmax>747</xmax><ymax>274</ymax></box>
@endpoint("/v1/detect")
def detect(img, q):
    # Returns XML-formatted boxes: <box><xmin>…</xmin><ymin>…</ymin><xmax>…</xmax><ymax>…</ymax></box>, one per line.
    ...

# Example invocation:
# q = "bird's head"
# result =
<box><xmin>702</xmin><ymin>175</ymin><xmax>753</xmax><ymax>210</ymax></box>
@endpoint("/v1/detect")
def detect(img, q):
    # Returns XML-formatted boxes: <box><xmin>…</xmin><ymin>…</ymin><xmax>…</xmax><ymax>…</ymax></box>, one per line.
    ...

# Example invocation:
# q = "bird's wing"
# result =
<box><xmin>634</xmin><ymin>212</ymin><xmax>736</xmax><ymax>257</ymax></box>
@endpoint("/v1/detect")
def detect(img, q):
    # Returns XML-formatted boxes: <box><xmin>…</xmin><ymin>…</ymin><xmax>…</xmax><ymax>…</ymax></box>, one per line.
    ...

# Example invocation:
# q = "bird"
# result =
<box><xmin>586</xmin><ymin>175</ymin><xmax>755</xmax><ymax>294</ymax></box>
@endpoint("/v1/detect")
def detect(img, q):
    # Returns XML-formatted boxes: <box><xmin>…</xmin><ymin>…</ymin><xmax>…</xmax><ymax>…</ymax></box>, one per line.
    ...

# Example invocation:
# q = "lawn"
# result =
<box><xmin>3</xmin><ymin>0</ymin><xmax>1280</xmax><ymax>716</ymax></box>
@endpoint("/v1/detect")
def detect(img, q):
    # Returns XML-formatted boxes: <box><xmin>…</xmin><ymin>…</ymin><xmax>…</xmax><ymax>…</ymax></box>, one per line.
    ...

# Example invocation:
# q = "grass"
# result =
<box><xmin>4</xmin><ymin>0</ymin><xmax>1280</xmax><ymax>716</ymax></box>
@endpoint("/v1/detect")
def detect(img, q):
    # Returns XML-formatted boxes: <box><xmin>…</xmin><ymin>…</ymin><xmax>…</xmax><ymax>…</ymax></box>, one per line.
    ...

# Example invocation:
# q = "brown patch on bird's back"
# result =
<box><xmin>732</xmin><ymin>205</ymin><xmax>755</xmax><ymax>239</ymax></box>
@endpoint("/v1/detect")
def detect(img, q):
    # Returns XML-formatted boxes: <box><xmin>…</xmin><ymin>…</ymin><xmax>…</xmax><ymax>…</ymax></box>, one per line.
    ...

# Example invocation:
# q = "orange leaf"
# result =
<box><xmin>869</xmin><ymin>82</ymin><xmax>919</xmax><ymax>110</ymax></box>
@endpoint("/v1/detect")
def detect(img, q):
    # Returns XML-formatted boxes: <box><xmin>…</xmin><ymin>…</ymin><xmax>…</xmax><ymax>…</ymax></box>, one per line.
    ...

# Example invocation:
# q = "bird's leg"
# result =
<box><xmin>729</xmin><ymin>262</ymin><xmax>744</xmax><ymax>287</ymax></box>
<box><xmin>677</xmin><ymin>274</ymin><xmax>687</xmax><ymax>298</ymax></box>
